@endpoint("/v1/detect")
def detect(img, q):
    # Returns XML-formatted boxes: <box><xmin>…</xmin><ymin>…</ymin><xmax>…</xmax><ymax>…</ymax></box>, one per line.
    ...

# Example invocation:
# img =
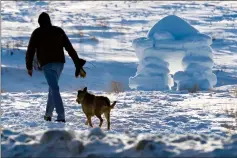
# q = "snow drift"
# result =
<box><xmin>2</xmin><ymin>128</ymin><xmax>237</xmax><ymax>157</ymax></box>
<box><xmin>129</xmin><ymin>15</ymin><xmax>217</xmax><ymax>91</ymax></box>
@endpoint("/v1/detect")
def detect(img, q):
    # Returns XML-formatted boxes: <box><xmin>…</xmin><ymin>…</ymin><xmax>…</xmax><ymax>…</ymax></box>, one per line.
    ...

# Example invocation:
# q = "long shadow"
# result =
<box><xmin>204</xmin><ymin>14</ymin><xmax>237</xmax><ymax>22</ymax></box>
<box><xmin>2</xmin><ymin>13</ymin><xmax>29</xmax><ymax>23</ymax></box>
<box><xmin>67</xmin><ymin>25</ymin><xmax>112</xmax><ymax>31</ymax></box>
<box><xmin>1</xmin><ymin>50</ymin><xmax>138</xmax><ymax>92</ymax></box>
<box><xmin>2</xmin><ymin>45</ymin><xmax>236</xmax><ymax>92</ymax></box>
<box><xmin>62</xmin><ymin>57</ymin><xmax>138</xmax><ymax>91</ymax></box>
<box><xmin>213</xmin><ymin>70</ymin><xmax>237</xmax><ymax>87</ymax></box>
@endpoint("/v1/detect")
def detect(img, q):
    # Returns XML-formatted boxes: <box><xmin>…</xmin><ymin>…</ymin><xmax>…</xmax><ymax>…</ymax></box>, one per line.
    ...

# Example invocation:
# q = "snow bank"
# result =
<box><xmin>129</xmin><ymin>15</ymin><xmax>217</xmax><ymax>91</ymax></box>
<box><xmin>2</xmin><ymin>128</ymin><xmax>237</xmax><ymax>157</ymax></box>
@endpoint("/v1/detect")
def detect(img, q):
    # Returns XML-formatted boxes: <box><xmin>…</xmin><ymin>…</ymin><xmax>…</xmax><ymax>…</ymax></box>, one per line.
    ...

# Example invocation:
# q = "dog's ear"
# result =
<box><xmin>83</xmin><ymin>87</ymin><xmax>87</xmax><ymax>91</ymax></box>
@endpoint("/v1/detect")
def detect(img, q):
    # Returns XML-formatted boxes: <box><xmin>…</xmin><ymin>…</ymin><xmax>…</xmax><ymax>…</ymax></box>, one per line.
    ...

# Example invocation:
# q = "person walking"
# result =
<box><xmin>25</xmin><ymin>12</ymin><xmax>86</xmax><ymax>123</ymax></box>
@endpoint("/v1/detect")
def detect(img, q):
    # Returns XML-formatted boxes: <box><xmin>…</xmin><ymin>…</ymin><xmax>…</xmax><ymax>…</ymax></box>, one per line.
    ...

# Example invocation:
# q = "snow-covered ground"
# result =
<box><xmin>1</xmin><ymin>1</ymin><xmax>237</xmax><ymax>157</ymax></box>
<box><xmin>2</xmin><ymin>127</ymin><xmax>237</xmax><ymax>157</ymax></box>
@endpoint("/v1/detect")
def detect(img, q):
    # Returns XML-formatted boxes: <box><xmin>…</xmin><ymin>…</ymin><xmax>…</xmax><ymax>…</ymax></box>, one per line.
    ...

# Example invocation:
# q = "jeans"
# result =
<box><xmin>42</xmin><ymin>62</ymin><xmax>65</xmax><ymax>120</ymax></box>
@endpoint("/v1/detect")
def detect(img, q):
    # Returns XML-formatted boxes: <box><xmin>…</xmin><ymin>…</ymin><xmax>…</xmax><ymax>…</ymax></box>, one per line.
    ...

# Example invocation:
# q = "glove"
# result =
<box><xmin>80</xmin><ymin>67</ymin><xmax>86</xmax><ymax>78</ymax></box>
<box><xmin>75</xmin><ymin>58</ymin><xmax>86</xmax><ymax>78</ymax></box>
<box><xmin>75</xmin><ymin>67</ymin><xmax>86</xmax><ymax>78</ymax></box>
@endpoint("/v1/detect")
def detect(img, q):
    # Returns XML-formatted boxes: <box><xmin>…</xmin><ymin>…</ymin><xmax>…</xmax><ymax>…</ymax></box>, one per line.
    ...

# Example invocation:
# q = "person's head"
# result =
<box><xmin>38</xmin><ymin>12</ymin><xmax>52</xmax><ymax>27</ymax></box>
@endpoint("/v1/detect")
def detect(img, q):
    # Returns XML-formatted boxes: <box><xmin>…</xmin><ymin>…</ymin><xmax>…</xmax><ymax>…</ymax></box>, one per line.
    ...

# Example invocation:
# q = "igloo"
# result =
<box><xmin>129</xmin><ymin>15</ymin><xmax>217</xmax><ymax>91</ymax></box>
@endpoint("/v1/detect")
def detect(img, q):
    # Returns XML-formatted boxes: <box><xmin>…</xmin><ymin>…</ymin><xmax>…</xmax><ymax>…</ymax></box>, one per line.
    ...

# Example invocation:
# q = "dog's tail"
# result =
<box><xmin>110</xmin><ymin>101</ymin><xmax>117</xmax><ymax>109</ymax></box>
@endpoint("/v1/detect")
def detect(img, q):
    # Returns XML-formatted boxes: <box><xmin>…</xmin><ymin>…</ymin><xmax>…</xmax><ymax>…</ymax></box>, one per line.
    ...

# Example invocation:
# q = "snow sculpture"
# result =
<box><xmin>129</xmin><ymin>15</ymin><xmax>217</xmax><ymax>91</ymax></box>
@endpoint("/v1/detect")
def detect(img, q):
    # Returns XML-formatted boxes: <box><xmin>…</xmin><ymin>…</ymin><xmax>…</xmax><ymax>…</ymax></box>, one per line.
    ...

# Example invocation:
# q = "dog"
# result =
<box><xmin>76</xmin><ymin>87</ymin><xmax>116</xmax><ymax>130</ymax></box>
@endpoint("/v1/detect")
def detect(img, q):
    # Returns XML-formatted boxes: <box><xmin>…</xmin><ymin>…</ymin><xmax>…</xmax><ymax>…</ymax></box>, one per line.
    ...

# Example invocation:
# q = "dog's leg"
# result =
<box><xmin>104</xmin><ymin>112</ymin><xmax>110</xmax><ymax>130</ymax></box>
<box><xmin>95</xmin><ymin>114</ymin><xmax>103</xmax><ymax>128</ymax></box>
<box><xmin>86</xmin><ymin>114</ymin><xmax>93</xmax><ymax>128</ymax></box>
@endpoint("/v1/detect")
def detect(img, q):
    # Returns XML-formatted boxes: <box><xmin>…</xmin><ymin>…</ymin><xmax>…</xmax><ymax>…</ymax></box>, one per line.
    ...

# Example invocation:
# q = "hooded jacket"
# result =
<box><xmin>25</xmin><ymin>12</ymin><xmax>85</xmax><ymax>70</ymax></box>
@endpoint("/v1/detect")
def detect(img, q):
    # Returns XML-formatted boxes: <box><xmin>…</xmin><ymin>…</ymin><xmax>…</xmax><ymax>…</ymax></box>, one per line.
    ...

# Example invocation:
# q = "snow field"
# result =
<box><xmin>2</xmin><ymin>127</ymin><xmax>237</xmax><ymax>157</ymax></box>
<box><xmin>1</xmin><ymin>1</ymin><xmax>237</xmax><ymax>157</ymax></box>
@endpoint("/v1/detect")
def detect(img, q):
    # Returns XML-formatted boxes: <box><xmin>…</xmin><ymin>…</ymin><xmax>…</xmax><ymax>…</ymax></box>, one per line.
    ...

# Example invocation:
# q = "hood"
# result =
<box><xmin>38</xmin><ymin>12</ymin><xmax>52</xmax><ymax>27</ymax></box>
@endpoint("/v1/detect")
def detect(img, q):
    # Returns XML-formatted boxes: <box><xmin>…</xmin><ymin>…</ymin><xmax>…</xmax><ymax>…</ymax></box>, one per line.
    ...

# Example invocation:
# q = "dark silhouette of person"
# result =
<box><xmin>26</xmin><ymin>12</ymin><xmax>86</xmax><ymax>123</ymax></box>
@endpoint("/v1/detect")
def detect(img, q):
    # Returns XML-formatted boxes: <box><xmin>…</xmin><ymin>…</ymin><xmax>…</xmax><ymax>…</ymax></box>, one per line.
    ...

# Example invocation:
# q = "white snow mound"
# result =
<box><xmin>2</xmin><ymin>128</ymin><xmax>237</xmax><ymax>157</ymax></box>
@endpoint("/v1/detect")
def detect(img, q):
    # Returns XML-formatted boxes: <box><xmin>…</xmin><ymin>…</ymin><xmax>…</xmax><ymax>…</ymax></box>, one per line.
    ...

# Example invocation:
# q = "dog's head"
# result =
<box><xmin>76</xmin><ymin>87</ymin><xmax>87</xmax><ymax>104</ymax></box>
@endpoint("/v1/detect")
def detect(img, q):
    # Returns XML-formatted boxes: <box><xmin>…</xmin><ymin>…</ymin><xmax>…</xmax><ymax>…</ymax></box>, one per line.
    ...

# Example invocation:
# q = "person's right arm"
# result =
<box><xmin>62</xmin><ymin>29</ymin><xmax>86</xmax><ymax>78</ymax></box>
<box><xmin>62</xmin><ymin>29</ymin><xmax>86</xmax><ymax>66</ymax></box>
